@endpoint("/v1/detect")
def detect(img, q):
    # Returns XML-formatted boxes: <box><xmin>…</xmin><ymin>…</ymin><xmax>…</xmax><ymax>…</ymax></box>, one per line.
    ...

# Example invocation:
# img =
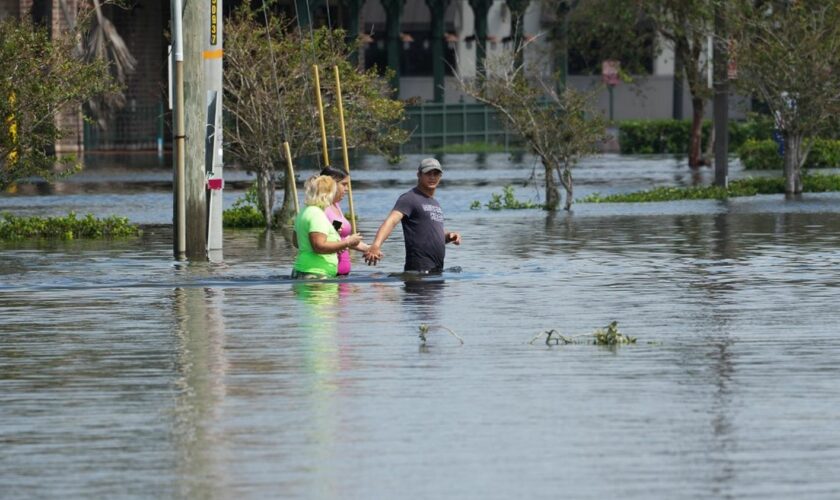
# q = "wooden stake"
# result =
<box><xmin>284</xmin><ymin>141</ymin><xmax>299</xmax><ymax>214</ymax></box>
<box><xmin>312</xmin><ymin>65</ymin><xmax>330</xmax><ymax>167</ymax></box>
<box><xmin>333</xmin><ymin>65</ymin><xmax>356</xmax><ymax>233</ymax></box>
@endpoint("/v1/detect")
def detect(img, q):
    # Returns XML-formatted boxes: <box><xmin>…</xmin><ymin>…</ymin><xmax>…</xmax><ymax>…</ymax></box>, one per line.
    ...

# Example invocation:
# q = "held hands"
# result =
<box><xmin>364</xmin><ymin>244</ymin><xmax>383</xmax><ymax>266</ymax></box>
<box><xmin>345</xmin><ymin>233</ymin><xmax>364</xmax><ymax>249</ymax></box>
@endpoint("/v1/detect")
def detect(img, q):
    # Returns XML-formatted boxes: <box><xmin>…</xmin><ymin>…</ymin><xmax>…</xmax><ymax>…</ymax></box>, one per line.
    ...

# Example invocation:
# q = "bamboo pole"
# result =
<box><xmin>333</xmin><ymin>65</ymin><xmax>356</xmax><ymax>233</ymax></box>
<box><xmin>312</xmin><ymin>65</ymin><xmax>330</xmax><ymax>167</ymax></box>
<box><xmin>283</xmin><ymin>141</ymin><xmax>300</xmax><ymax>214</ymax></box>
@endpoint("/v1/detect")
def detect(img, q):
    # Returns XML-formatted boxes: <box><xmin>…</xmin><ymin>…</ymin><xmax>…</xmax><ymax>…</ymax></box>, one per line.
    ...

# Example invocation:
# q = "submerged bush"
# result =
<box><xmin>475</xmin><ymin>186</ymin><xmax>543</xmax><ymax>210</ymax></box>
<box><xmin>0</xmin><ymin>212</ymin><xmax>140</xmax><ymax>240</ymax></box>
<box><xmin>580</xmin><ymin>173</ymin><xmax>840</xmax><ymax>203</ymax></box>
<box><xmin>223</xmin><ymin>184</ymin><xmax>265</xmax><ymax>228</ymax></box>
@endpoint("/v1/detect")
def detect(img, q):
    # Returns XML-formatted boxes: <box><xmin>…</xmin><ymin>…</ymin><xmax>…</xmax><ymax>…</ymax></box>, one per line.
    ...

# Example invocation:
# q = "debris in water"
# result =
<box><xmin>529</xmin><ymin>321</ymin><xmax>636</xmax><ymax>346</ymax></box>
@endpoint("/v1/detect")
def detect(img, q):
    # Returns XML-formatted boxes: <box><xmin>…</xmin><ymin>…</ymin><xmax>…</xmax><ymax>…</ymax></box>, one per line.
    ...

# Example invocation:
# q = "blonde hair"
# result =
<box><xmin>304</xmin><ymin>175</ymin><xmax>337</xmax><ymax>209</ymax></box>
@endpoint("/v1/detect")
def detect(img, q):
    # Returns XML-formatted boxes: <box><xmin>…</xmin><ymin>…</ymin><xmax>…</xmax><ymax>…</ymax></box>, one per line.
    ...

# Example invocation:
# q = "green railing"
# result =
<box><xmin>401</xmin><ymin>102</ymin><xmax>519</xmax><ymax>153</ymax></box>
<box><xmin>81</xmin><ymin>101</ymin><xmax>517</xmax><ymax>154</ymax></box>
<box><xmin>84</xmin><ymin>102</ymin><xmax>167</xmax><ymax>151</ymax></box>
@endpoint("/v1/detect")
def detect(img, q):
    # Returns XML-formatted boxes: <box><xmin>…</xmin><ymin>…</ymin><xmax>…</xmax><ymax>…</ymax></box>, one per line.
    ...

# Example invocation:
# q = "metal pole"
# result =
<box><xmin>333</xmin><ymin>65</ymin><xmax>356</xmax><ymax>234</ymax></box>
<box><xmin>313</xmin><ymin>65</ymin><xmax>330</xmax><ymax>167</ymax></box>
<box><xmin>172</xmin><ymin>0</ymin><xmax>186</xmax><ymax>259</ymax></box>
<box><xmin>205</xmin><ymin>0</ymin><xmax>224</xmax><ymax>260</ymax></box>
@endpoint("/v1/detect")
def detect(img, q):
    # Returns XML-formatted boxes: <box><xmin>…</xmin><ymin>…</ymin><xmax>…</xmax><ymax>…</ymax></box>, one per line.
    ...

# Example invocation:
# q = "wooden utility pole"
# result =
<box><xmin>183</xmin><ymin>0</ymin><xmax>207</xmax><ymax>259</ymax></box>
<box><xmin>172</xmin><ymin>0</ymin><xmax>186</xmax><ymax>259</ymax></box>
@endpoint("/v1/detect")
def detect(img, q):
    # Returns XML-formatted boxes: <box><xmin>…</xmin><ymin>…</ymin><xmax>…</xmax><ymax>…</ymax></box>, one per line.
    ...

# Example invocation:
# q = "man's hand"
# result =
<box><xmin>445</xmin><ymin>232</ymin><xmax>461</xmax><ymax>245</ymax></box>
<box><xmin>364</xmin><ymin>244</ymin><xmax>383</xmax><ymax>266</ymax></box>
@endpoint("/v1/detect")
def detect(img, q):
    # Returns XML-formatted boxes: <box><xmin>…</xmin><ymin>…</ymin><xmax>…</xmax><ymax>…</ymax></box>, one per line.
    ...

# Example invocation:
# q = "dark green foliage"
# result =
<box><xmin>581</xmin><ymin>174</ymin><xmax>840</xmax><ymax>203</ymax></box>
<box><xmin>0</xmin><ymin>212</ymin><xmax>139</xmax><ymax>240</ymax></box>
<box><xmin>739</xmin><ymin>139</ymin><xmax>840</xmax><ymax>170</ymax></box>
<box><xmin>618</xmin><ymin>118</ymin><xmax>775</xmax><ymax>155</ymax></box>
<box><xmin>805</xmin><ymin>140</ymin><xmax>840</xmax><ymax>169</ymax></box>
<box><xmin>738</xmin><ymin>139</ymin><xmax>782</xmax><ymax>170</ymax></box>
<box><xmin>223</xmin><ymin>184</ymin><xmax>265</xmax><ymax>228</ymax></box>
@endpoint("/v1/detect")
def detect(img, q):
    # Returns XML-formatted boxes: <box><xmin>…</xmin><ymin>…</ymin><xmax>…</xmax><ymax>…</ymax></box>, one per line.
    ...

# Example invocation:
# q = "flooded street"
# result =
<box><xmin>2</xmin><ymin>153</ymin><xmax>840</xmax><ymax>498</ymax></box>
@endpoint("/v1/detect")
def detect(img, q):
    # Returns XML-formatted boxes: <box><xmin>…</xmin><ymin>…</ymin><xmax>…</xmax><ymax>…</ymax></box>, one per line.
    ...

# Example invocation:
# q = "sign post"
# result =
<box><xmin>602</xmin><ymin>60</ymin><xmax>620</xmax><ymax>122</ymax></box>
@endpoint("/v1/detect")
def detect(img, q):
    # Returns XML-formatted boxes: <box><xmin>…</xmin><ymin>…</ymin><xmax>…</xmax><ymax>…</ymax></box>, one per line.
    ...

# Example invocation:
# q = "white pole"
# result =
<box><xmin>205</xmin><ymin>0</ymin><xmax>224</xmax><ymax>261</ymax></box>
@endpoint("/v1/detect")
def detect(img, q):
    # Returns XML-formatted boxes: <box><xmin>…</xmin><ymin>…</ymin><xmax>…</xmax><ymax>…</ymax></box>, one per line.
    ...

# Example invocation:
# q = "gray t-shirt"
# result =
<box><xmin>393</xmin><ymin>187</ymin><xmax>446</xmax><ymax>272</ymax></box>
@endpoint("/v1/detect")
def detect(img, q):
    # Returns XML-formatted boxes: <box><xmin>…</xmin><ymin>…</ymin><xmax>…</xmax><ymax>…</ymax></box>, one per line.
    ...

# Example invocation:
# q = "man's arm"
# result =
<box><xmin>364</xmin><ymin>210</ymin><xmax>404</xmax><ymax>265</ymax></box>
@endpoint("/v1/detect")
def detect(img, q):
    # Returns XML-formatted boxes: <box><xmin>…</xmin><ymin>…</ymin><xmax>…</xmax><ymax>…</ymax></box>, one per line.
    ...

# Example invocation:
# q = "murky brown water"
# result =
<box><xmin>2</xmin><ymin>154</ymin><xmax>840</xmax><ymax>498</ymax></box>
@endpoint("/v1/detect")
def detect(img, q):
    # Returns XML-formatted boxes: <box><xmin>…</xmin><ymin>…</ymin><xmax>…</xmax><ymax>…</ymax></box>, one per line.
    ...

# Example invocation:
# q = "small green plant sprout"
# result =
<box><xmin>469</xmin><ymin>200</ymin><xmax>482</xmax><ymax>210</ymax></box>
<box><xmin>529</xmin><ymin>321</ymin><xmax>636</xmax><ymax>346</ymax></box>
<box><xmin>418</xmin><ymin>324</ymin><xmax>464</xmax><ymax>345</ymax></box>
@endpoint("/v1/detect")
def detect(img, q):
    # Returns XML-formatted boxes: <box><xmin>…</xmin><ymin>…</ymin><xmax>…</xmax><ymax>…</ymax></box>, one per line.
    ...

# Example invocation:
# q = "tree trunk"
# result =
<box><xmin>689</xmin><ymin>97</ymin><xmax>705</xmax><ymax>167</ymax></box>
<box><xmin>783</xmin><ymin>132</ymin><xmax>804</xmax><ymax>194</ymax></box>
<box><xmin>256</xmin><ymin>168</ymin><xmax>275</xmax><ymax>230</ymax></box>
<box><xmin>543</xmin><ymin>159</ymin><xmax>560</xmax><ymax>210</ymax></box>
<box><xmin>275</xmin><ymin>172</ymin><xmax>297</xmax><ymax>227</ymax></box>
<box><xmin>557</xmin><ymin>165</ymin><xmax>573</xmax><ymax>211</ymax></box>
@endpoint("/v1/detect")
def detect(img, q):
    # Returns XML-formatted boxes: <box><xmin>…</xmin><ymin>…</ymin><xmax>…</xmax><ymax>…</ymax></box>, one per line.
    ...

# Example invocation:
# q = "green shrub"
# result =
<box><xmin>807</xmin><ymin>139</ymin><xmax>840</xmax><ymax>168</ymax></box>
<box><xmin>223</xmin><ymin>183</ymin><xmax>266</xmax><ymax>228</ymax></box>
<box><xmin>618</xmin><ymin>119</ymin><xmax>707</xmax><ymax>154</ymax></box>
<box><xmin>738</xmin><ymin>138</ymin><xmax>840</xmax><ymax>170</ymax></box>
<box><xmin>728</xmin><ymin>118</ymin><xmax>775</xmax><ymax>149</ymax></box>
<box><xmin>618</xmin><ymin>118</ymin><xmax>774</xmax><ymax>155</ymax></box>
<box><xmin>0</xmin><ymin>212</ymin><xmax>140</xmax><ymax>240</ymax></box>
<box><xmin>738</xmin><ymin>139</ymin><xmax>783</xmax><ymax>170</ymax></box>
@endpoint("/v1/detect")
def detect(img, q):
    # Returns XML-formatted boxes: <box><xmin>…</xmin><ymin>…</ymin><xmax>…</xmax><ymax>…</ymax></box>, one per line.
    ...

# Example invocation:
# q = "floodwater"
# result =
<box><xmin>3</xmin><ymin>153</ymin><xmax>840</xmax><ymax>498</ymax></box>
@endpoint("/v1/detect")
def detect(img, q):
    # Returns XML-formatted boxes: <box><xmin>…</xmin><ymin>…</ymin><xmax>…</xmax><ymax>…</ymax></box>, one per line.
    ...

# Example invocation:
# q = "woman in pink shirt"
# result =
<box><xmin>320</xmin><ymin>167</ymin><xmax>370</xmax><ymax>276</ymax></box>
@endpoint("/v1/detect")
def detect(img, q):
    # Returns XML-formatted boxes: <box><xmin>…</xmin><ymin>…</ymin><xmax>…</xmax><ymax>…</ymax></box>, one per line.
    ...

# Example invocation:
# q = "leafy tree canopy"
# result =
<box><xmin>1</xmin><ymin>17</ymin><xmax>117</xmax><ymax>190</ymax></box>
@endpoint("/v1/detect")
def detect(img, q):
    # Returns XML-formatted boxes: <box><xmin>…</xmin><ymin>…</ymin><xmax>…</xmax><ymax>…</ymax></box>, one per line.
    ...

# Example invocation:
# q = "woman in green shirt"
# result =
<box><xmin>292</xmin><ymin>175</ymin><xmax>363</xmax><ymax>279</ymax></box>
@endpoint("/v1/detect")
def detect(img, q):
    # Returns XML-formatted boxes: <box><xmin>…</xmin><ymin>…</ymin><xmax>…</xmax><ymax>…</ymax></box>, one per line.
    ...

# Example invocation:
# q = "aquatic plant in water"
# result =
<box><xmin>418</xmin><ymin>324</ymin><xmax>464</xmax><ymax>345</ymax></box>
<box><xmin>529</xmin><ymin>321</ymin><xmax>636</xmax><ymax>346</ymax></box>
<box><xmin>0</xmin><ymin>212</ymin><xmax>139</xmax><ymax>240</ymax></box>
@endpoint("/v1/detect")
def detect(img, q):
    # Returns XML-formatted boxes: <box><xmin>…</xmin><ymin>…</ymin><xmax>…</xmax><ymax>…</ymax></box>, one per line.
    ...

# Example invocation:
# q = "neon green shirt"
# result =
<box><xmin>293</xmin><ymin>205</ymin><xmax>340</xmax><ymax>277</ymax></box>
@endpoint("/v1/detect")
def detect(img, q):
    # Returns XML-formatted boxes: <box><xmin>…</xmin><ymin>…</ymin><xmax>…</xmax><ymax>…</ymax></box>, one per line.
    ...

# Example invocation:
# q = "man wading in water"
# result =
<box><xmin>364</xmin><ymin>158</ymin><xmax>461</xmax><ymax>273</ymax></box>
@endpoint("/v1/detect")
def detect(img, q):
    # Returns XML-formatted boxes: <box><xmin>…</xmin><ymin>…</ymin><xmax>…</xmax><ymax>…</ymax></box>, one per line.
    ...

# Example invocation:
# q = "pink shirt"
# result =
<box><xmin>324</xmin><ymin>203</ymin><xmax>351</xmax><ymax>275</ymax></box>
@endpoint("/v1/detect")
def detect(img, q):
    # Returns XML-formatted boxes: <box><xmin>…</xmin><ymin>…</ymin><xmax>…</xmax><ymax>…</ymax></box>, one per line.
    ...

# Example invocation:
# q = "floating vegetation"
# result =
<box><xmin>0</xmin><ymin>212</ymin><xmax>140</xmax><ymax>240</ymax></box>
<box><xmin>473</xmin><ymin>186</ymin><xmax>544</xmax><ymax>210</ymax></box>
<box><xmin>580</xmin><ymin>174</ymin><xmax>840</xmax><ymax>203</ymax></box>
<box><xmin>418</xmin><ymin>324</ymin><xmax>464</xmax><ymax>345</ymax></box>
<box><xmin>529</xmin><ymin>321</ymin><xmax>636</xmax><ymax>346</ymax></box>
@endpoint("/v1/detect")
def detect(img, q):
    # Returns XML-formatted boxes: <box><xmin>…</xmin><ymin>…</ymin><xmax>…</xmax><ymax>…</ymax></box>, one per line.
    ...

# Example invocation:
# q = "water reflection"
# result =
<box><xmin>292</xmin><ymin>281</ymin><xmax>353</xmax><ymax>492</ymax></box>
<box><xmin>402</xmin><ymin>278</ymin><xmax>446</xmax><ymax>328</ymax></box>
<box><xmin>172</xmin><ymin>287</ymin><xmax>228</xmax><ymax>497</ymax></box>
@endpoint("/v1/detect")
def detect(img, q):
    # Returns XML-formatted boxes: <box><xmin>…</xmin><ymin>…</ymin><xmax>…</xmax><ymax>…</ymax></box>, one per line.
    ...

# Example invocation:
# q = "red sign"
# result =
<box><xmin>602</xmin><ymin>60</ymin><xmax>621</xmax><ymax>86</ymax></box>
<box><xmin>206</xmin><ymin>178</ymin><xmax>224</xmax><ymax>190</ymax></box>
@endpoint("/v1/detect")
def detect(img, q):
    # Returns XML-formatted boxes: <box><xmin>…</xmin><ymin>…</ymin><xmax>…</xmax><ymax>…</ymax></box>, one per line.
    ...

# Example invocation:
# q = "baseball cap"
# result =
<box><xmin>418</xmin><ymin>158</ymin><xmax>443</xmax><ymax>174</ymax></box>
